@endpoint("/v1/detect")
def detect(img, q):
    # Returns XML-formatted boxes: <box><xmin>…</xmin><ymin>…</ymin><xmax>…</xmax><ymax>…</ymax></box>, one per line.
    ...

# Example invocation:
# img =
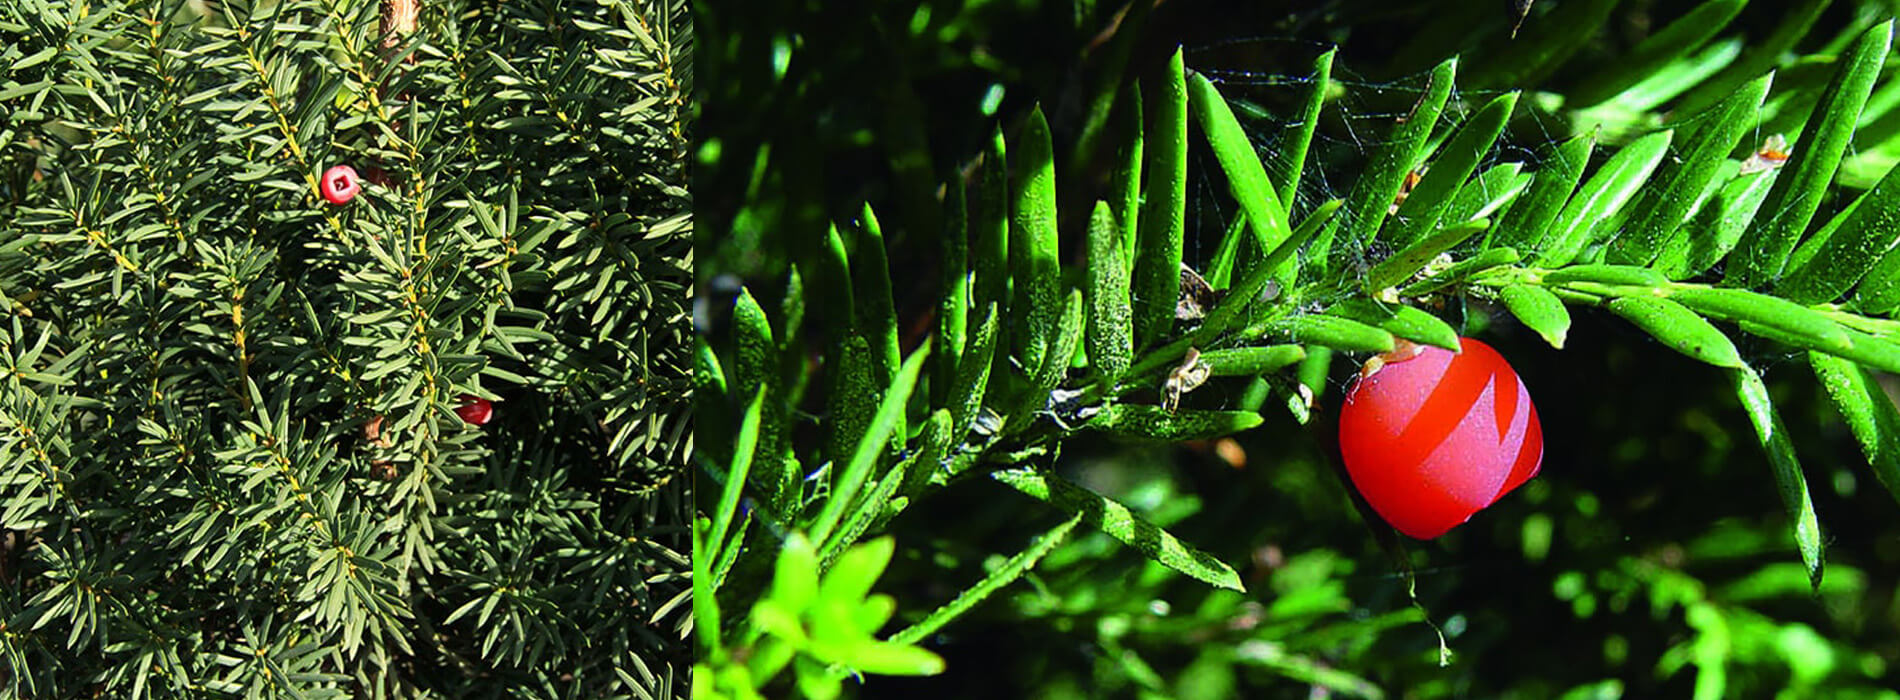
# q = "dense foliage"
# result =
<box><xmin>0</xmin><ymin>0</ymin><xmax>692</xmax><ymax>696</ymax></box>
<box><xmin>698</xmin><ymin>0</ymin><xmax>1900</xmax><ymax>697</ymax></box>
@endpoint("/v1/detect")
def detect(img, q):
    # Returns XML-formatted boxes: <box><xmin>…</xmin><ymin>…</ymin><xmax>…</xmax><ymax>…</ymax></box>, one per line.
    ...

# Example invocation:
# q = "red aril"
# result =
<box><xmin>321</xmin><ymin>165</ymin><xmax>360</xmax><ymax>205</ymax></box>
<box><xmin>455</xmin><ymin>395</ymin><xmax>493</xmax><ymax>426</ymax></box>
<box><xmin>1338</xmin><ymin>337</ymin><xmax>1542</xmax><ymax>539</ymax></box>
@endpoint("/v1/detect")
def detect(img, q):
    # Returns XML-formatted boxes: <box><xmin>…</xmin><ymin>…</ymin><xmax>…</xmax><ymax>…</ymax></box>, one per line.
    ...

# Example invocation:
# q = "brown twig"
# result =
<box><xmin>379</xmin><ymin>0</ymin><xmax>419</xmax><ymax>58</ymax></box>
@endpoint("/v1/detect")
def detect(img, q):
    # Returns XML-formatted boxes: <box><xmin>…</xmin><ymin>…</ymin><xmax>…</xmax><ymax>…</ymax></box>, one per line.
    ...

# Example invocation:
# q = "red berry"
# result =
<box><xmin>455</xmin><ymin>395</ymin><xmax>493</xmax><ymax>426</ymax></box>
<box><xmin>1338</xmin><ymin>337</ymin><xmax>1542</xmax><ymax>539</ymax></box>
<box><xmin>321</xmin><ymin>165</ymin><xmax>360</xmax><ymax>205</ymax></box>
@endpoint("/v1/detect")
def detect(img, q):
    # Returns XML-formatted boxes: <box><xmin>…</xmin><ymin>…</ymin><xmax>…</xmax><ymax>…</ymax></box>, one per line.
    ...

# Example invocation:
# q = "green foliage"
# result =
<box><xmin>700</xmin><ymin>0</ymin><xmax>1900</xmax><ymax>695</ymax></box>
<box><xmin>0</xmin><ymin>0</ymin><xmax>691</xmax><ymax>695</ymax></box>
<box><xmin>693</xmin><ymin>397</ymin><xmax>947</xmax><ymax>699</ymax></box>
<box><xmin>691</xmin><ymin>533</ymin><xmax>944</xmax><ymax>700</ymax></box>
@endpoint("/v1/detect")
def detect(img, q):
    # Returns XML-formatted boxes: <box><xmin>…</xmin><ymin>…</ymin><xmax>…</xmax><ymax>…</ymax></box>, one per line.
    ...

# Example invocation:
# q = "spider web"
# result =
<box><xmin>1180</xmin><ymin>35</ymin><xmax>1578</xmax><ymax>276</ymax></box>
<box><xmin>1173</xmin><ymin>33</ymin><xmax>1840</xmax><ymax>391</ymax></box>
<box><xmin>1176</xmin><ymin>37</ymin><xmax>1548</xmax><ymax>404</ymax></box>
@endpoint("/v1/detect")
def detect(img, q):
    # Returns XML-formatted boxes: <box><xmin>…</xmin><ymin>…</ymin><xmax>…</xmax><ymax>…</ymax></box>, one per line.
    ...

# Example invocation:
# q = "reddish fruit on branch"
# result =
<box><xmin>360</xmin><ymin>165</ymin><xmax>393</xmax><ymax>188</ymax></box>
<box><xmin>321</xmin><ymin>165</ymin><xmax>360</xmax><ymax>205</ymax></box>
<box><xmin>455</xmin><ymin>395</ymin><xmax>493</xmax><ymax>426</ymax></box>
<box><xmin>1338</xmin><ymin>337</ymin><xmax>1543</xmax><ymax>539</ymax></box>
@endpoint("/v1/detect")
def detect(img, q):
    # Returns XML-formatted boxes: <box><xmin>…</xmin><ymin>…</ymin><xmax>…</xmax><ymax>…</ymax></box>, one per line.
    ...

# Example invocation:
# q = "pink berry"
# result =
<box><xmin>1338</xmin><ymin>337</ymin><xmax>1543</xmax><ymax>539</ymax></box>
<box><xmin>455</xmin><ymin>395</ymin><xmax>493</xmax><ymax>426</ymax></box>
<box><xmin>321</xmin><ymin>165</ymin><xmax>360</xmax><ymax>205</ymax></box>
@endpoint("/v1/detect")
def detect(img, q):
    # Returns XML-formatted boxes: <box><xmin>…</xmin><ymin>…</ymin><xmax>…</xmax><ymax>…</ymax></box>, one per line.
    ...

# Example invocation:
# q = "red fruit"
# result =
<box><xmin>321</xmin><ymin>165</ymin><xmax>360</xmax><ymax>205</ymax></box>
<box><xmin>455</xmin><ymin>395</ymin><xmax>493</xmax><ymax>426</ymax></box>
<box><xmin>1338</xmin><ymin>337</ymin><xmax>1542</xmax><ymax>539</ymax></box>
